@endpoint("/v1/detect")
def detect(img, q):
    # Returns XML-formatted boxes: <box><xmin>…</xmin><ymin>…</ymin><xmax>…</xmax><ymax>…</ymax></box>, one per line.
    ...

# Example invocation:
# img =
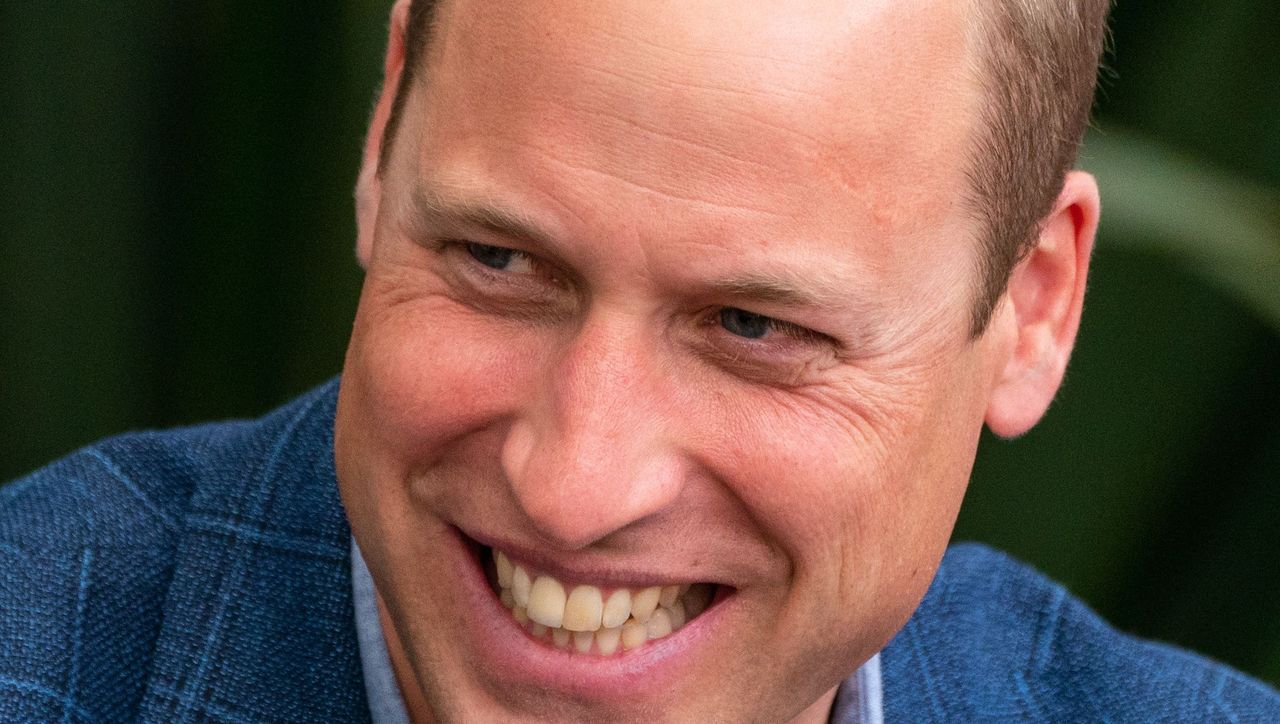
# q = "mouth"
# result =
<box><xmin>472</xmin><ymin>540</ymin><xmax>723</xmax><ymax>656</ymax></box>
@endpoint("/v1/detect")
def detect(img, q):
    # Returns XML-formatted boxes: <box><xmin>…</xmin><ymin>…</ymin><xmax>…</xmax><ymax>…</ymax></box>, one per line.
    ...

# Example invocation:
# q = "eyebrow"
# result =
<box><xmin>409</xmin><ymin>182</ymin><xmax>557</xmax><ymax>250</ymax></box>
<box><xmin>708</xmin><ymin>274</ymin><xmax>831</xmax><ymax>309</ymax></box>
<box><xmin>409</xmin><ymin>180</ymin><xmax>855</xmax><ymax>314</ymax></box>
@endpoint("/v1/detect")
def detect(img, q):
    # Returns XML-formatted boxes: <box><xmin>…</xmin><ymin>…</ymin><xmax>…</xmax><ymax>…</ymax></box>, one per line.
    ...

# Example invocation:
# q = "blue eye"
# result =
<box><xmin>466</xmin><ymin>242</ymin><xmax>517</xmax><ymax>270</ymax></box>
<box><xmin>719</xmin><ymin>308</ymin><xmax>772</xmax><ymax>339</ymax></box>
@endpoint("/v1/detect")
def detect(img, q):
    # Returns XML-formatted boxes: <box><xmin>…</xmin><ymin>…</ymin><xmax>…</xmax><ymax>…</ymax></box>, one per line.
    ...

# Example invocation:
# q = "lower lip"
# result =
<box><xmin>444</xmin><ymin>526</ymin><xmax>732</xmax><ymax>701</ymax></box>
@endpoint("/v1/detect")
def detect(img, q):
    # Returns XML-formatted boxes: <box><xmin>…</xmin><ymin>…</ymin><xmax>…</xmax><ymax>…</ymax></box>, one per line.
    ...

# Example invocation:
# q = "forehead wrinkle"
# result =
<box><xmin>530</xmin><ymin>145</ymin><xmax>791</xmax><ymax>221</ymax></box>
<box><xmin>423</xmin><ymin>7</ymin><xmax>830</xmax><ymax>208</ymax></box>
<box><xmin>437</xmin><ymin>1</ymin><xmax>973</xmax><ymax>237</ymax></box>
<box><xmin>564</xmin><ymin>70</ymin><xmax>784</xmax><ymax>179</ymax></box>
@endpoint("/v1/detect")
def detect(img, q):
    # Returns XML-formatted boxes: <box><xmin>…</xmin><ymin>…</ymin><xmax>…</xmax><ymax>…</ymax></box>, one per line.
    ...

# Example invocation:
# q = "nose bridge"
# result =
<box><xmin>503</xmin><ymin>313</ymin><xmax>681</xmax><ymax>548</ymax></box>
<box><xmin>555</xmin><ymin>314</ymin><xmax>641</xmax><ymax>441</ymax></box>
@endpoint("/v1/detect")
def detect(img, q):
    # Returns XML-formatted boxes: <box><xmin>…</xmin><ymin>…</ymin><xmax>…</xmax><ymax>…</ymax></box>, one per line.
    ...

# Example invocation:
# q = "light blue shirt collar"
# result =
<box><xmin>352</xmin><ymin>540</ymin><xmax>411</xmax><ymax>724</ymax></box>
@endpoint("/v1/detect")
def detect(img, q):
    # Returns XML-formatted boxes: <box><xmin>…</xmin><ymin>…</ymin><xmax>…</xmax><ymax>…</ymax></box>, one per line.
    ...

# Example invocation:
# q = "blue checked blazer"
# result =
<box><xmin>3</xmin><ymin>380</ymin><xmax>1279</xmax><ymax>722</ymax></box>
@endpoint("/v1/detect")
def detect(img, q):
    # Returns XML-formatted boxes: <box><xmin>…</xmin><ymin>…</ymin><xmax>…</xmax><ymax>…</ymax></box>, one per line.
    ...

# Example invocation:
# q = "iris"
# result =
<box><xmin>720</xmin><ymin>308</ymin><xmax>771</xmax><ymax>339</ymax></box>
<box><xmin>466</xmin><ymin>242</ymin><xmax>516</xmax><ymax>270</ymax></box>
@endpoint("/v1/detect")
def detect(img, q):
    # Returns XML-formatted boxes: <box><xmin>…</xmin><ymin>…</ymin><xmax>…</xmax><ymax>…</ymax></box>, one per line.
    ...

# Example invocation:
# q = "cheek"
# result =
<box><xmin>345</xmin><ymin>289</ymin><xmax>543</xmax><ymax>464</ymax></box>
<box><xmin>700</xmin><ymin>381</ymin><xmax>911</xmax><ymax>547</ymax></box>
<box><xmin>702</xmin><ymin>363</ymin><xmax>983</xmax><ymax>583</ymax></box>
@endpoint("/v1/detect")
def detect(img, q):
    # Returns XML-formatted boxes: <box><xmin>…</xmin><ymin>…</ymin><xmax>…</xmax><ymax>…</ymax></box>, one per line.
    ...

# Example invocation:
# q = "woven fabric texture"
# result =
<box><xmin>883</xmin><ymin>544</ymin><xmax>1280</xmax><ymax>722</ymax></box>
<box><xmin>1</xmin><ymin>380</ymin><xmax>368</xmax><ymax>723</ymax></box>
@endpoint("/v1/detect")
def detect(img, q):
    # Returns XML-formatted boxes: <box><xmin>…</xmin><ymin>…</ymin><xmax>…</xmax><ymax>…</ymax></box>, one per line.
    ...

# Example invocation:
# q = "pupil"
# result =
<box><xmin>720</xmin><ymin>308</ymin><xmax>770</xmax><ymax>339</ymax></box>
<box><xmin>467</xmin><ymin>242</ymin><xmax>514</xmax><ymax>270</ymax></box>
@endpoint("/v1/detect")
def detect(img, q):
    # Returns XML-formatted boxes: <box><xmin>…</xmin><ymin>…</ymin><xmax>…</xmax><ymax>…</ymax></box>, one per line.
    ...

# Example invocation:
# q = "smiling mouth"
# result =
<box><xmin>481</xmin><ymin>546</ymin><xmax>719</xmax><ymax>655</ymax></box>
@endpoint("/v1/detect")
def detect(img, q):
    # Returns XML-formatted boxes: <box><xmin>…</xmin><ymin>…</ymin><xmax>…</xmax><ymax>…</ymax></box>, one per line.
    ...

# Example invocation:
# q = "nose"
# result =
<box><xmin>501</xmin><ymin>312</ymin><xmax>684</xmax><ymax>549</ymax></box>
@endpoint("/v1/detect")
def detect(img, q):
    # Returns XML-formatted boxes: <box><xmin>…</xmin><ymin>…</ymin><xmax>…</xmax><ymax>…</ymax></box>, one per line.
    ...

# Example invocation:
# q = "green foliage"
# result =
<box><xmin>1082</xmin><ymin>130</ymin><xmax>1280</xmax><ymax>333</ymax></box>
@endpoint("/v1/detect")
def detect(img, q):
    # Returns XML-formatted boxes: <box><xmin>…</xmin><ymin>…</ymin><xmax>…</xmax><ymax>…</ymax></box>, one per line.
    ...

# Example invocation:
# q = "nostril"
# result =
<box><xmin>499</xmin><ymin>419</ymin><xmax>538</xmax><ymax>489</ymax></box>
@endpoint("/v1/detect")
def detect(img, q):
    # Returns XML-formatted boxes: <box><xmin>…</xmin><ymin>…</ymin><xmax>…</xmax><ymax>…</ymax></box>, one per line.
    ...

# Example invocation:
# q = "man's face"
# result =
<box><xmin>336</xmin><ymin>0</ymin><xmax>1008</xmax><ymax>720</ymax></box>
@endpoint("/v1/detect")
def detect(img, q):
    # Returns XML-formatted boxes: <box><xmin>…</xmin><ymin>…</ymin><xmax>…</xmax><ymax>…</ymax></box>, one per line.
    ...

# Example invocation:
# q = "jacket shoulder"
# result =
<box><xmin>0</xmin><ymin>388</ymin><xmax>331</xmax><ymax>722</ymax></box>
<box><xmin>882</xmin><ymin>543</ymin><xmax>1280</xmax><ymax>722</ymax></box>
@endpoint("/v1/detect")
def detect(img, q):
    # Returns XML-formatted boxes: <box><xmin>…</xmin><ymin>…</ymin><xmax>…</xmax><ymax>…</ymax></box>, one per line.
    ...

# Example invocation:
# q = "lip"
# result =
<box><xmin>468</xmin><ymin>530</ymin><xmax>719</xmax><ymax>590</ymax></box>
<box><xmin>443</xmin><ymin>524</ymin><xmax>736</xmax><ymax>701</ymax></box>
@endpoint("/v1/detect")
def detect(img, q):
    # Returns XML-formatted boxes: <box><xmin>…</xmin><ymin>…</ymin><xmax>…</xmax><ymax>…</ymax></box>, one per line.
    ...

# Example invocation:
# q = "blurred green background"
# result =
<box><xmin>2</xmin><ymin>0</ymin><xmax>1278</xmax><ymax>686</ymax></box>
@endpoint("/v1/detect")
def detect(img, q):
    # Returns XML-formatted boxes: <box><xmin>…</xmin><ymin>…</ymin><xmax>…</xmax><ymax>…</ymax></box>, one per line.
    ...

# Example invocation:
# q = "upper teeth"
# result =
<box><xmin>494</xmin><ymin>549</ymin><xmax>713</xmax><ymax>654</ymax></box>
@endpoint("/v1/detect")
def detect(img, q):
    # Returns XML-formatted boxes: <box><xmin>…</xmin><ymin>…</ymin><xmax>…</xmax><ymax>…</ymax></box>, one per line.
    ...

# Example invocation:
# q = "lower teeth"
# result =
<box><xmin>505</xmin><ymin>597</ymin><xmax>697</xmax><ymax>654</ymax></box>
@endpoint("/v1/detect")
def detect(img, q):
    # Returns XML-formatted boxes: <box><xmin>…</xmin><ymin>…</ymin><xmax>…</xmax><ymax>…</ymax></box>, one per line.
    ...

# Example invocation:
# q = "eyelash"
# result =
<box><xmin>441</xmin><ymin>239</ymin><xmax>554</xmax><ymax>286</ymax></box>
<box><xmin>700</xmin><ymin>310</ymin><xmax>830</xmax><ymax>351</ymax></box>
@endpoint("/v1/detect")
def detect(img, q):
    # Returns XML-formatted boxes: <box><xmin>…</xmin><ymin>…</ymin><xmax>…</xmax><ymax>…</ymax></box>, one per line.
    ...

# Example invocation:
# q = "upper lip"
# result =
<box><xmin>463</xmin><ymin>527</ymin><xmax>721</xmax><ymax>590</ymax></box>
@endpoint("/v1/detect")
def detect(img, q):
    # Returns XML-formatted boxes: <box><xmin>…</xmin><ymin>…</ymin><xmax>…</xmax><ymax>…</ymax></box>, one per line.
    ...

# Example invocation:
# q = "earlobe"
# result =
<box><xmin>355</xmin><ymin>0</ymin><xmax>413</xmax><ymax>268</ymax></box>
<box><xmin>985</xmin><ymin>171</ymin><xmax>1100</xmax><ymax>438</ymax></box>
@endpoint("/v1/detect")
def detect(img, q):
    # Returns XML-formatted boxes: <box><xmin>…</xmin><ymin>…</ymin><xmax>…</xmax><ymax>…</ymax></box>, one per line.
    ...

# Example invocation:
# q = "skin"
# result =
<box><xmin>336</xmin><ymin>0</ymin><xmax>1100</xmax><ymax>721</ymax></box>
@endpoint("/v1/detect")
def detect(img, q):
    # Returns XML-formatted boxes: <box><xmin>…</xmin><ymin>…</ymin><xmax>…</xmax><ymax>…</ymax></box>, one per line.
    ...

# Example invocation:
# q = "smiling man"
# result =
<box><xmin>334</xmin><ymin>2</ymin><xmax>1085</xmax><ymax>719</ymax></box>
<box><xmin>337</xmin><ymin>0</ymin><xmax>1044</xmax><ymax>720</ymax></box>
<box><xmin>5</xmin><ymin>0</ymin><xmax>1280</xmax><ymax>722</ymax></box>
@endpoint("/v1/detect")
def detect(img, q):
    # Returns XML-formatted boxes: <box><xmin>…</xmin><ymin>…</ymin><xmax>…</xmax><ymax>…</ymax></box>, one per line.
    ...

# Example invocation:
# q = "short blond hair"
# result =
<box><xmin>965</xmin><ymin>0</ymin><xmax>1112</xmax><ymax>335</ymax></box>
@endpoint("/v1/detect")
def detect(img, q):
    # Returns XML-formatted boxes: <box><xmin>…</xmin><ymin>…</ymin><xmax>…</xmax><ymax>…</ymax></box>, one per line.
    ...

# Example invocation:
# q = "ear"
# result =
<box><xmin>985</xmin><ymin>171</ymin><xmax>1100</xmax><ymax>438</ymax></box>
<box><xmin>355</xmin><ymin>0</ymin><xmax>413</xmax><ymax>268</ymax></box>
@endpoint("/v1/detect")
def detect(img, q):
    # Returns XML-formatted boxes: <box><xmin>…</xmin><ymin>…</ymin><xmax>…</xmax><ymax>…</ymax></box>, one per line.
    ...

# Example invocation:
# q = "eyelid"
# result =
<box><xmin>765</xmin><ymin>317</ymin><xmax>829</xmax><ymax>345</ymax></box>
<box><xmin>467</xmin><ymin>241</ymin><xmax>537</xmax><ymax>274</ymax></box>
<box><xmin>698</xmin><ymin>325</ymin><xmax>840</xmax><ymax>387</ymax></box>
<box><xmin>441</xmin><ymin>238</ymin><xmax>573</xmax><ymax>294</ymax></box>
<box><xmin>712</xmin><ymin>307</ymin><xmax>835</xmax><ymax>347</ymax></box>
<box><xmin>698</xmin><ymin>309</ymin><xmax>840</xmax><ymax>379</ymax></box>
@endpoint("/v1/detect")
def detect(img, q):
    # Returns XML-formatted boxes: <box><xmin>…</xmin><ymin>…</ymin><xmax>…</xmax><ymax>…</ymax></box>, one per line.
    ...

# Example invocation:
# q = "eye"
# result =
<box><xmin>712</xmin><ymin>306</ymin><xmax>833</xmax><ymax>350</ymax></box>
<box><xmin>719</xmin><ymin>307</ymin><xmax>772</xmax><ymax>339</ymax></box>
<box><xmin>465</xmin><ymin>241</ymin><xmax>535</xmax><ymax>274</ymax></box>
<box><xmin>700</xmin><ymin>306</ymin><xmax>839</xmax><ymax>382</ymax></box>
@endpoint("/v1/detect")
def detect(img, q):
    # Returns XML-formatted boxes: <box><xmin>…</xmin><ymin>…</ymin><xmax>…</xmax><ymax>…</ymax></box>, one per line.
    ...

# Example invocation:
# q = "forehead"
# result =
<box><xmin>398</xmin><ymin>0</ymin><xmax>982</xmax><ymax>303</ymax></box>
